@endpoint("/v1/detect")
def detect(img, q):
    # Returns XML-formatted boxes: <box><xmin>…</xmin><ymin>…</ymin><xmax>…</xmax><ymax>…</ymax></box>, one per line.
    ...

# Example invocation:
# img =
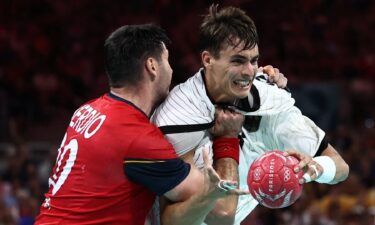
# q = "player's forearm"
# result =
<box><xmin>205</xmin><ymin>158</ymin><xmax>239</xmax><ymax>225</ymax></box>
<box><xmin>160</xmin><ymin>194</ymin><xmax>217</xmax><ymax>225</ymax></box>
<box><xmin>321</xmin><ymin>144</ymin><xmax>349</xmax><ymax>184</ymax></box>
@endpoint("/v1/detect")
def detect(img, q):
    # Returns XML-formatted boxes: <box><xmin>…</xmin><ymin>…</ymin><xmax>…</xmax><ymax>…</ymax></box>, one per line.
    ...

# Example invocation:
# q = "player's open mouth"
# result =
<box><xmin>233</xmin><ymin>80</ymin><xmax>251</xmax><ymax>88</ymax></box>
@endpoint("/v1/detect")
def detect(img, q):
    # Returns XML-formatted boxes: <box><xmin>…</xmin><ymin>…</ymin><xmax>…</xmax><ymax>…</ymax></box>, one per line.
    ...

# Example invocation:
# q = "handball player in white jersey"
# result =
<box><xmin>151</xmin><ymin>5</ymin><xmax>349</xmax><ymax>225</ymax></box>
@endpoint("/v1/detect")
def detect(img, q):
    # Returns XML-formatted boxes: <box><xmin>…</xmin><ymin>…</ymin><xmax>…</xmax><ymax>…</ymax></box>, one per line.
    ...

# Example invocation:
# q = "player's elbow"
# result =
<box><xmin>338</xmin><ymin>161</ymin><xmax>350</xmax><ymax>183</ymax></box>
<box><xmin>216</xmin><ymin>210</ymin><xmax>236</xmax><ymax>225</ymax></box>
<box><xmin>205</xmin><ymin>208</ymin><xmax>236</xmax><ymax>225</ymax></box>
<box><xmin>330</xmin><ymin>159</ymin><xmax>350</xmax><ymax>185</ymax></box>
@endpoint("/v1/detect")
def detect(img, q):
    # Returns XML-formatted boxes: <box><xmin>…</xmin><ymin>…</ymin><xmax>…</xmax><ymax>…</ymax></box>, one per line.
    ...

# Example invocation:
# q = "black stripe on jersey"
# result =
<box><xmin>255</xmin><ymin>75</ymin><xmax>267</xmax><ymax>82</ymax></box>
<box><xmin>255</xmin><ymin>75</ymin><xmax>291</xmax><ymax>93</ymax></box>
<box><xmin>216</xmin><ymin>85</ymin><xmax>261</xmax><ymax>113</ymax></box>
<box><xmin>248</xmin><ymin>85</ymin><xmax>261</xmax><ymax>111</ymax></box>
<box><xmin>315</xmin><ymin>135</ymin><xmax>329</xmax><ymax>156</ymax></box>
<box><xmin>243</xmin><ymin>115</ymin><xmax>262</xmax><ymax>132</ymax></box>
<box><xmin>283</xmin><ymin>86</ymin><xmax>291</xmax><ymax>93</ymax></box>
<box><xmin>124</xmin><ymin>158</ymin><xmax>191</xmax><ymax>196</ymax></box>
<box><xmin>159</xmin><ymin>122</ymin><xmax>215</xmax><ymax>134</ymax></box>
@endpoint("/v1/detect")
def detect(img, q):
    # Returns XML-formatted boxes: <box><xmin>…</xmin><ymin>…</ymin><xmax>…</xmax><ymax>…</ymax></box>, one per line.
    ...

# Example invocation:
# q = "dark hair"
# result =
<box><xmin>104</xmin><ymin>24</ymin><xmax>170</xmax><ymax>88</ymax></box>
<box><xmin>199</xmin><ymin>4</ymin><xmax>259</xmax><ymax>58</ymax></box>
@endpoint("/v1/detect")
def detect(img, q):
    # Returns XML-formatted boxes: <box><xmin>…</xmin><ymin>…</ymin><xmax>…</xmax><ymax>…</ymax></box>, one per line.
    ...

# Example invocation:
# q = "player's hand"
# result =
<box><xmin>259</xmin><ymin>65</ymin><xmax>287</xmax><ymax>88</ymax></box>
<box><xmin>283</xmin><ymin>150</ymin><xmax>323</xmax><ymax>184</ymax></box>
<box><xmin>202</xmin><ymin>147</ymin><xmax>249</xmax><ymax>198</ymax></box>
<box><xmin>209</xmin><ymin>107</ymin><xmax>244</xmax><ymax>138</ymax></box>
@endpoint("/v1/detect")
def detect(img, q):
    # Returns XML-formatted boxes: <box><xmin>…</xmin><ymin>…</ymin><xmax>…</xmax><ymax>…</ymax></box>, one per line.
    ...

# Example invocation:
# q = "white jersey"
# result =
<box><xmin>150</xmin><ymin>68</ymin><xmax>326</xmax><ymax>225</ymax></box>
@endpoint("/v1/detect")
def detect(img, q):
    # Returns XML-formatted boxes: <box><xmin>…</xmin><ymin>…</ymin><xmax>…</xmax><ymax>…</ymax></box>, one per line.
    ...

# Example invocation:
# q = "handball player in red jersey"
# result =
<box><xmin>35</xmin><ymin>24</ymin><xmax>247</xmax><ymax>225</ymax></box>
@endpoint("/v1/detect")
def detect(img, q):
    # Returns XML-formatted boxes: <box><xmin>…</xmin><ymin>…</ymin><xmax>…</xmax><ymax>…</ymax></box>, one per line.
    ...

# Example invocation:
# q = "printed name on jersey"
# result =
<box><xmin>69</xmin><ymin>104</ymin><xmax>106</xmax><ymax>138</ymax></box>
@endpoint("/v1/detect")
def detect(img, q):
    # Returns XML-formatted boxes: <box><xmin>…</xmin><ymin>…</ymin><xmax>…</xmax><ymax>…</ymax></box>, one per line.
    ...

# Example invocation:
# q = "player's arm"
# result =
<box><xmin>160</xmin><ymin>109</ymin><xmax>244</xmax><ymax>225</ymax></box>
<box><xmin>204</xmin><ymin>156</ymin><xmax>238</xmax><ymax>225</ymax></box>
<box><xmin>204</xmin><ymin>108</ymin><xmax>244</xmax><ymax>225</ymax></box>
<box><xmin>318</xmin><ymin>144</ymin><xmax>349</xmax><ymax>184</ymax></box>
<box><xmin>160</xmin><ymin>151</ymin><xmax>216</xmax><ymax>225</ymax></box>
<box><xmin>266</xmin><ymin>105</ymin><xmax>349</xmax><ymax>185</ymax></box>
<box><xmin>160</xmin><ymin>150</ymin><xmax>216</xmax><ymax>225</ymax></box>
<box><xmin>285</xmin><ymin>144</ymin><xmax>349</xmax><ymax>185</ymax></box>
<box><xmin>125</xmin><ymin>148</ymin><xmax>245</xmax><ymax>225</ymax></box>
<box><xmin>160</xmin><ymin>149</ymin><xmax>247</xmax><ymax>225</ymax></box>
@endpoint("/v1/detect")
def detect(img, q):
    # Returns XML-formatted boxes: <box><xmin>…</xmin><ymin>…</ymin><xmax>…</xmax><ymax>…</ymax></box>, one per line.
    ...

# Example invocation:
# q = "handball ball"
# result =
<box><xmin>247</xmin><ymin>150</ymin><xmax>303</xmax><ymax>208</ymax></box>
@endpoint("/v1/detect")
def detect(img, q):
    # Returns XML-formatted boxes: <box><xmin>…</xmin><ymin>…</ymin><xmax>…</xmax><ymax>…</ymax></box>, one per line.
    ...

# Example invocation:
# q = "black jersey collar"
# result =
<box><xmin>107</xmin><ymin>92</ymin><xmax>149</xmax><ymax>118</ymax></box>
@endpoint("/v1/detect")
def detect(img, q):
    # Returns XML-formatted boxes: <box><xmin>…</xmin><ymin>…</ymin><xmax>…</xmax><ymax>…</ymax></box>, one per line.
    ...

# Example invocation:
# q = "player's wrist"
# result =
<box><xmin>212</xmin><ymin>137</ymin><xmax>240</xmax><ymax>164</ymax></box>
<box><xmin>313</xmin><ymin>156</ymin><xmax>336</xmax><ymax>183</ymax></box>
<box><xmin>221</xmin><ymin>132</ymin><xmax>240</xmax><ymax>138</ymax></box>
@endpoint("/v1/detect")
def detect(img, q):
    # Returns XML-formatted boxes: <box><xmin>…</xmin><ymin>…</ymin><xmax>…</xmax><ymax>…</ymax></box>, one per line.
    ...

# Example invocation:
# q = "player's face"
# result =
<box><xmin>207</xmin><ymin>42</ymin><xmax>259</xmax><ymax>103</ymax></box>
<box><xmin>155</xmin><ymin>44</ymin><xmax>173</xmax><ymax>103</ymax></box>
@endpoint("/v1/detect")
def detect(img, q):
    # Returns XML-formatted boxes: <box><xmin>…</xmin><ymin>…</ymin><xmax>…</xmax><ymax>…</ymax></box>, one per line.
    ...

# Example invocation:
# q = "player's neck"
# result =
<box><xmin>205</xmin><ymin>80</ymin><xmax>235</xmax><ymax>104</ymax></box>
<box><xmin>110</xmin><ymin>87</ymin><xmax>153</xmax><ymax>117</ymax></box>
<box><xmin>204</xmin><ymin>70</ymin><xmax>236</xmax><ymax>104</ymax></box>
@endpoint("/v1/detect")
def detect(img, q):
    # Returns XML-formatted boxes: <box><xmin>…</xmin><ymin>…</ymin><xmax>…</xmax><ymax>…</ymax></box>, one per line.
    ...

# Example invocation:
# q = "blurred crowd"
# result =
<box><xmin>0</xmin><ymin>0</ymin><xmax>374</xmax><ymax>224</ymax></box>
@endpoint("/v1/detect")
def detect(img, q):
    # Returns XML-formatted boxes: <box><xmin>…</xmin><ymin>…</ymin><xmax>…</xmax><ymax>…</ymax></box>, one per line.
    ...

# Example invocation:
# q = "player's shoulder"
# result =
<box><xmin>246</xmin><ymin>78</ymin><xmax>295</xmax><ymax>115</ymax></box>
<box><xmin>168</xmin><ymin>70</ymin><xmax>204</xmax><ymax>101</ymax></box>
<box><xmin>81</xmin><ymin>94</ymin><xmax>151</xmax><ymax>132</ymax></box>
<box><xmin>130</xmin><ymin>121</ymin><xmax>176</xmax><ymax>155</ymax></box>
<box><xmin>153</xmin><ymin>69</ymin><xmax>214</xmax><ymax>126</ymax></box>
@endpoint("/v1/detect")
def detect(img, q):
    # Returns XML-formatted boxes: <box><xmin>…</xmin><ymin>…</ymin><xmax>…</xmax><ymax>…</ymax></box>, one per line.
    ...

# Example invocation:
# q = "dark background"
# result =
<box><xmin>0</xmin><ymin>0</ymin><xmax>374</xmax><ymax>224</ymax></box>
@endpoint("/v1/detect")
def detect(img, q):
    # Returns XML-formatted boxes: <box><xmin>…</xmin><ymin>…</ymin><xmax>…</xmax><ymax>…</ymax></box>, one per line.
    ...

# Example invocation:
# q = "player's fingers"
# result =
<box><xmin>275</xmin><ymin>72</ymin><xmax>286</xmax><ymax>88</ymax></box>
<box><xmin>214</xmin><ymin>111</ymin><xmax>224</xmax><ymax>124</ymax></box>
<box><xmin>268</xmin><ymin>72</ymin><xmax>278</xmax><ymax>83</ymax></box>
<box><xmin>224</xmin><ymin>110</ymin><xmax>243</xmax><ymax>124</ymax></box>
<box><xmin>283</xmin><ymin>149</ymin><xmax>309</xmax><ymax>173</ymax></box>
<box><xmin>206</xmin><ymin>165</ymin><xmax>222</xmax><ymax>188</ymax></box>
<box><xmin>214</xmin><ymin>107</ymin><xmax>224</xmax><ymax>117</ymax></box>
<box><xmin>203</xmin><ymin>148</ymin><xmax>222</xmax><ymax>183</ymax></box>
<box><xmin>270</xmin><ymin>68</ymin><xmax>280</xmax><ymax>82</ymax></box>
<box><xmin>229</xmin><ymin>111</ymin><xmax>244</xmax><ymax>120</ymax></box>
<box><xmin>309</xmin><ymin>162</ymin><xmax>323</xmax><ymax>180</ymax></box>
<box><xmin>227</xmin><ymin>189</ymin><xmax>250</xmax><ymax>196</ymax></box>
<box><xmin>296</xmin><ymin>156</ymin><xmax>311</xmax><ymax>173</ymax></box>
<box><xmin>202</xmin><ymin>146</ymin><xmax>211</xmax><ymax>168</ymax></box>
<box><xmin>302</xmin><ymin>173</ymin><xmax>311</xmax><ymax>184</ymax></box>
<box><xmin>262</xmin><ymin>65</ymin><xmax>273</xmax><ymax>73</ymax></box>
<box><xmin>207</xmin><ymin>167</ymin><xmax>220</xmax><ymax>184</ymax></box>
<box><xmin>263</xmin><ymin>65</ymin><xmax>277</xmax><ymax>78</ymax></box>
<box><xmin>301</xmin><ymin>163</ymin><xmax>322</xmax><ymax>184</ymax></box>
<box><xmin>238</xmin><ymin>114</ymin><xmax>245</xmax><ymax>123</ymax></box>
<box><xmin>283</xmin><ymin>149</ymin><xmax>301</xmax><ymax>157</ymax></box>
<box><xmin>309</xmin><ymin>164</ymin><xmax>320</xmax><ymax>180</ymax></box>
<box><xmin>302</xmin><ymin>164</ymin><xmax>318</xmax><ymax>183</ymax></box>
<box><xmin>216</xmin><ymin>180</ymin><xmax>249</xmax><ymax>196</ymax></box>
<box><xmin>288</xmin><ymin>152</ymin><xmax>310</xmax><ymax>173</ymax></box>
<box><xmin>274</xmin><ymin>67</ymin><xmax>280</xmax><ymax>74</ymax></box>
<box><xmin>280</xmin><ymin>75</ymin><xmax>288</xmax><ymax>88</ymax></box>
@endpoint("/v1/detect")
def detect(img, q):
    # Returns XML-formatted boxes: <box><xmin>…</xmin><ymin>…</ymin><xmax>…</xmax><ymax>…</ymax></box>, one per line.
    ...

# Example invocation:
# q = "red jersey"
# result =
<box><xmin>35</xmin><ymin>93</ymin><xmax>190</xmax><ymax>225</ymax></box>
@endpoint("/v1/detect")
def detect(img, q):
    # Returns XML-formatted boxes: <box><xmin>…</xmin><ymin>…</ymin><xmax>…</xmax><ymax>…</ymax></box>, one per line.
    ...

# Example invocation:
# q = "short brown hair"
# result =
<box><xmin>105</xmin><ymin>24</ymin><xmax>170</xmax><ymax>88</ymax></box>
<box><xmin>199</xmin><ymin>4</ymin><xmax>259</xmax><ymax>58</ymax></box>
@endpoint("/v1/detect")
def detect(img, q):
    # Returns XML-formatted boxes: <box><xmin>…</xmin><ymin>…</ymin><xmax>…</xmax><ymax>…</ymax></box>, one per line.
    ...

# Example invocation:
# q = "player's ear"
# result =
<box><xmin>202</xmin><ymin>51</ymin><xmax>212</xmax><ymax>68</ymax></box>
<box><xmin>145</xmin><ymin>57</ymin><xmax>157</xmax><ymax>81</ymax></box>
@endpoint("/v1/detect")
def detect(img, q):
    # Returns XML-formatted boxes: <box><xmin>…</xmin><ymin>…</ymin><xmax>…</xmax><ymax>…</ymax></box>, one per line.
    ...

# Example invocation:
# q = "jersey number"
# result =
<box><xmin>48</xmin><ymin>133</ymin><xmax>78</xmax><ymax>195</ymax></box>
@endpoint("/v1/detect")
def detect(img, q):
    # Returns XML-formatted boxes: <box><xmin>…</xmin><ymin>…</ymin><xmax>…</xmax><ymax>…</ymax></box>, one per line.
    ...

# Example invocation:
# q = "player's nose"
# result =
<box><xmin>242</xmin><ymin>62</ymin><xmax>255</xmax><ymax>78</ymax></box>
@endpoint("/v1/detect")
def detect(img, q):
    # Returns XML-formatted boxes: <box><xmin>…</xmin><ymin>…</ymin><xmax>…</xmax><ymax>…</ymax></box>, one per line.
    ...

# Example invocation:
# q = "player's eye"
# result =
<box><xmin>231</xmin><ymin>59</ymin><xmax>246</xmax><ymax>64</ymax></box>
<box><xmin>250</xmin><ymin>59</ymin><xmax>258</xmax><ymax>65</ymax></box>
